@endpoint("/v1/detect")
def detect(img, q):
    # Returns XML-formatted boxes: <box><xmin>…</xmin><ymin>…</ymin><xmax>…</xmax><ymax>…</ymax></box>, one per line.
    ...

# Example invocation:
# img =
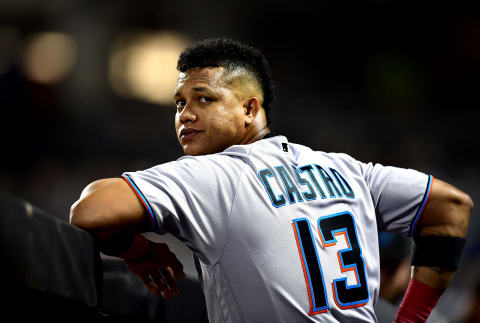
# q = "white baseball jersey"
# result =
<box><xmin>122</xmin><ymin>135</ymin><xmax>432</xmax><ymax>323</ymax></box>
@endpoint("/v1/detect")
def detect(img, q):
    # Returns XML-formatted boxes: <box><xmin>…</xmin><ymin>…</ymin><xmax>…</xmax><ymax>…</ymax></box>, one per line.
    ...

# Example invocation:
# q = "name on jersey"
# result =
<box><xmin>258</xmin><ymin>164</ymin><xmax>355</xmax><ymax>208</ymax></box>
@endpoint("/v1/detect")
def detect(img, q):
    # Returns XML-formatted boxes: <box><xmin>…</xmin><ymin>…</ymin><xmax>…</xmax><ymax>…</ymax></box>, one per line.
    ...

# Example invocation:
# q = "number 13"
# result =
<box><xmin>292</xmin><ymin>211</ymin><xmax>370</xmax><ymax>315</ymax></box>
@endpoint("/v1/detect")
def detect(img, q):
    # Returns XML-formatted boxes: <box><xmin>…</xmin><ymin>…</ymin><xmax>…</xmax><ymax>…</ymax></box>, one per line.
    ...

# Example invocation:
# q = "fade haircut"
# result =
<box><xmin>177</xmin><ymin>38</ymin><xmax>275</xmax><ymax>125</ymax></box>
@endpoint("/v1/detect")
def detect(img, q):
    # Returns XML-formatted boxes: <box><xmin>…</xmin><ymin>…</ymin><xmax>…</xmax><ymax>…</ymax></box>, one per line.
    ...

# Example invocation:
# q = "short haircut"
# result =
<box><xmin>177</xmin><ymin>38</ymin><xmax>275</xmax><ymax>125</ymax></box>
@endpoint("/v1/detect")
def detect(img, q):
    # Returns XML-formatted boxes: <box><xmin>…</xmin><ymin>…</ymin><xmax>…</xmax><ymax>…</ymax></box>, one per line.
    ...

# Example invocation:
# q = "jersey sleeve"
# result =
<box><xmin>122</xmin><ymin>154</ymin><xmax>245</xmax><ymax>264</ymax></box>
<box><xmin>358</xmin><ymin>161</ymin><xmax>433</xmax><ymax>236</ymax></box>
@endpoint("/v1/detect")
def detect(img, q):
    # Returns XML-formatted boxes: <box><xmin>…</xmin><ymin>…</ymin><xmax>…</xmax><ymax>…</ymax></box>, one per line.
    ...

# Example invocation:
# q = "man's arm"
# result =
<box><xmin>413</xmin><ymin>178</ymin><xmax>472</xmax><ymax>289</ymax></box>
<box><xmin>394</xmin><ymin>178</ymin><xmax>473</xmax><ymax>322</ymax></box>
<box><xmin>71</xmin><ymin>178</ymin><xmax>148</xmax><ymax>240</ymax></box>
<box><xmin>70</xmin><ymin>178</ymin><xmax>185</xmax><ymax>297</ymax></box>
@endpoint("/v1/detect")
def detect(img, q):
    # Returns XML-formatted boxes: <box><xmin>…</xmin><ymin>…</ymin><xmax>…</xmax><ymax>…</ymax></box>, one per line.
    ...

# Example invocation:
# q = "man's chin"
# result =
<box><xmin>182</xmin><ymin>139</ymin><xmax>226</xmax><ymax>156</ymax></box>
<box><xmin>182</xmin><ymin>144</ymin><xmax>208</xmax><ymax>156</ymax></box>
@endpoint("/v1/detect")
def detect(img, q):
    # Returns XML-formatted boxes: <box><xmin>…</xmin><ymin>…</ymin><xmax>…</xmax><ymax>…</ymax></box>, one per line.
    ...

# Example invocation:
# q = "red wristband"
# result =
<box><xmin>119</xmin><ymin>234</ymin><xmax>150</xmax><ymax>261</ymax></box>
<box><xmin>394</xmin><ymin>279</ymin><xmax>443</xmax><ymax>323</ymax></box>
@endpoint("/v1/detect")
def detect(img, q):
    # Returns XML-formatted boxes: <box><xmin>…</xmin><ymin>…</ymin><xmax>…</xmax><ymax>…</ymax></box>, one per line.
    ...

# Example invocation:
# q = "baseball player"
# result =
<box><xmin>70</xmin><ymin>38</ymin><xmax>473</xmax><ymax>322</ymax></box>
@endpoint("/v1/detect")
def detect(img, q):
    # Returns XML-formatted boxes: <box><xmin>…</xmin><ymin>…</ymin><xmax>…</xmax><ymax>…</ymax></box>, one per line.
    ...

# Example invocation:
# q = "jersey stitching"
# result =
<box><xmin>219</xmin><ymin>262</ymin><xmax>247</xmax><ymax>323</ymax></box>
<box><xmin>212</xmin><ymin>144</ymin><xmax>254</xmax><ymax>266</ymax></box>
<box><xmin>204</xmin><ymin>265</ymin><xmax>230</xmax><ymax>323</ymax></box>
<box><xmin>209</xmin><ymin>142</ymin><xmax>256</xmax><ymax>323</ymax></box>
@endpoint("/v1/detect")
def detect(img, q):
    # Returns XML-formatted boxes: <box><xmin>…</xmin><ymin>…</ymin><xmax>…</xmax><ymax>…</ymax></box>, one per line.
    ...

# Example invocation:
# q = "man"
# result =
<box><xmin>70</xmin><ymin>38</ymin><xmax>473</xmax><ymax>322</ymax></box>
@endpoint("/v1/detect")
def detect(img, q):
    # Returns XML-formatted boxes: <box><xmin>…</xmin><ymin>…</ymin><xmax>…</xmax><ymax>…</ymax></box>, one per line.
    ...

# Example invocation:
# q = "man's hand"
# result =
<box><xmin>123</xmin><ymin>236</ymin><xmax>186</xmax><ymax>298</ymax></box>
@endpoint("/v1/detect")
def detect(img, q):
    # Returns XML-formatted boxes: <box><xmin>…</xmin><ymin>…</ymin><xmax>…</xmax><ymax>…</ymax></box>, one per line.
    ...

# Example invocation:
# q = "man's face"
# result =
<box><xmin>174</xmin><ymin>67</ymin><xmax>247</xmax><ymax>156</ymax></box>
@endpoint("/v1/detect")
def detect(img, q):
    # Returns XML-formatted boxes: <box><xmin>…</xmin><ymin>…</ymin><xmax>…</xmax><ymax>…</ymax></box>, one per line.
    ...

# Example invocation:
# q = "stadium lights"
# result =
<box><xmin>21</xmin><ymin>31</ymin><xmax>77</xmax><ymax>84</ymax></box>
<box><xmin>108</xmin><ymin>30</ymin><xmax>189</xmax><ymax>106</ymax></box>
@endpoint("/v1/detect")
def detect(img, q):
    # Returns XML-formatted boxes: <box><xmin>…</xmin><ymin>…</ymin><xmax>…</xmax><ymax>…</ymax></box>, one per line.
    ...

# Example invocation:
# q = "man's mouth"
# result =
<box><xmin>180</xmin><ymin>128</ymin><xmax>202</xmax><ymax>141</ymax></box>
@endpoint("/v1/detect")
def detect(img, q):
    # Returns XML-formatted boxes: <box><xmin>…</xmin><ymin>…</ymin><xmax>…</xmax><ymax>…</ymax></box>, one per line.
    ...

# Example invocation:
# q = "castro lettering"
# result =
<box><xmin>258</xmin><ymin>164</ymin><xmax>355</xmax><ymax>208</ymax></box>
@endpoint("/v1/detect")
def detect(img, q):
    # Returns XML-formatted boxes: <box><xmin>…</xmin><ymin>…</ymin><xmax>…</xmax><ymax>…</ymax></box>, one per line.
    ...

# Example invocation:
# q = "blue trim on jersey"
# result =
<box><xmin>408</xmin><ymin>175</ymin><xmax>433</xmax><ymax>237</ymax></box>
<box><xmin>293</xmin><ymin>218</ymin><xmax>330</xmax><ymax>313</ymax></box>
<box><xmin>123</xmin><ymin>174</ymin><xmax>158</xmax><ymax>232</ymax></box>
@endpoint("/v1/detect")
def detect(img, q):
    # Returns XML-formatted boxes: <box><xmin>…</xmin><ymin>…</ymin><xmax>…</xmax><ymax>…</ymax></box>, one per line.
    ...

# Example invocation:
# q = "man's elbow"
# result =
<box><xmin>69</xmin><ymin>177</ymin><xmax>146</xmax><ymax>240</ymax></box>
<box><xmin>420</xmin><ymin>180</ymin><xmax>474</xmax><ymax>237</ymax></box>
<box><xmin>69</xmin><ymin>180</ymin><xmax>108</xmax><ymax>232</ymax></box>
<box><xmin>70</xmin><ymin>194</ymin><xmax>116</xmax><ymax>242</ymax></box>
<box><xmin>454</xmin><ymin>190</ymin><xmax>473</xmax><ymax>235</ymax></box>
<box><xmin>70</xmin><ymin>179</ymin><xmax>114</xmax><ymax>231</ymax></box>
<box><xmin>70</xmin><ymin>195</ymin><xmax>97</xmax><ymax>231</ymax></box>
<box><xmin>458</xmin><ymin>191</ymin><xmax>474</xmax><ymax>212</ymax></box>
<box><xmin>441</xmin><ymin>188</ymin><xmax>473</xmax><ymax>237</ymax></box>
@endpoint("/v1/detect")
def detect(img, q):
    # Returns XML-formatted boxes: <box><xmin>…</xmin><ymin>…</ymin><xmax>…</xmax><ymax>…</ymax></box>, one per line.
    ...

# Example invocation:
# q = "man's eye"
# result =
<box><xmin>175</xmin><ymin>100</ymin><xmax>186</xmax><ymax>108</ymax></box>
<box><xmin>199</xmin><ymin>96</ymin><xmax>211</xmax><ymax>103</ymax></box>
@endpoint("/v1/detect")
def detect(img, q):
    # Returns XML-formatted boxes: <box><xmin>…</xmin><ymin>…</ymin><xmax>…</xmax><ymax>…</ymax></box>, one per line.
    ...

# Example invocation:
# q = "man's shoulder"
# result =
<box><xmin>242</xmin><ymin>135</ymin><xmax>362</xmax><ymax>170</ymax></box>
<box><xmin>278</xmin><ymin>137</ymin><xmax>360</xmax><ymax>165</ymax></box>
<box><xmin>182</xmin><ymin>135</ymin><xmax>361</xmax><ymax>169</ymax></box>
<box><xmin>210</xmin><ymin>134</ymin><xmax>289</xmax><ymax>160</ymax></box>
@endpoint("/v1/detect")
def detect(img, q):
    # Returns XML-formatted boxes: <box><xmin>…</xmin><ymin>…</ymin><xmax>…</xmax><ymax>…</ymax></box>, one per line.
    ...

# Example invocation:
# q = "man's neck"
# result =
<box><xmin>240</xmin><ymin>126</ymin><xmax>271</xmax><ymax>145</ymax></box>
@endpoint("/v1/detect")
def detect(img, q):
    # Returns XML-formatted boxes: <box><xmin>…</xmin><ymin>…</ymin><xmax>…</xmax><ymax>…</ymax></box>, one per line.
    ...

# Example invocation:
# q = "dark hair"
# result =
<box><xmin>177</xmin><ymin>38</ymin><xmax>275</xmax><ymax>125</ymax></box>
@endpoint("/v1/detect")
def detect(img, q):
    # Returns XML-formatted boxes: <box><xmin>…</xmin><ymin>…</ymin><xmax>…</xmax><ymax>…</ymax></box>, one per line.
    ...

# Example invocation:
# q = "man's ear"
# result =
<box><xmin>244</xmin><ymin>97</ymin><xmax>261</xmax><ymax>126</ymax></box>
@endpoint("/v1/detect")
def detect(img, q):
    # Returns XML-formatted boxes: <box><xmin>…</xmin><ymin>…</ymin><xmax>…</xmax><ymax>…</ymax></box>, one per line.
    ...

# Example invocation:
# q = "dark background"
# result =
<box><xmin>1</xmin><ymin>1</ymin><xmax>479</xmax><ymax>321</ymax></box>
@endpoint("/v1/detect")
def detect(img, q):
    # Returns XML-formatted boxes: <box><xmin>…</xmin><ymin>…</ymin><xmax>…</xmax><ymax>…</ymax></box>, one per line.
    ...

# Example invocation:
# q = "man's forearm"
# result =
<box><xmin>412</xmin><ymin>266</ymin><xmax>453</xmax><ymax>291</ymax></box>
<box><xmin>394</xmin><ymin>179</ymin><xmax>473</xmax><ymax>322</ymax></box>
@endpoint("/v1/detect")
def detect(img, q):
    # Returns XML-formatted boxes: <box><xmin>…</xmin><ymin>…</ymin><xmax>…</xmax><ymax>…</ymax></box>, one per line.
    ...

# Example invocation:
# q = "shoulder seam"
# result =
<box><xmin>212</xmin><ymin>144</ymin><xmax>253</xmax><ymax>266</ymax></box>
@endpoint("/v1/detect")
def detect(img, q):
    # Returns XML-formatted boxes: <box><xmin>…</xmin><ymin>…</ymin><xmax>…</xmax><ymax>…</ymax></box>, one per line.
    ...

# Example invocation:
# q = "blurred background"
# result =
<box><xmin>0</xmin><ymin>1</ymin><xmax>479</xmax><ymax>321</ymax></box>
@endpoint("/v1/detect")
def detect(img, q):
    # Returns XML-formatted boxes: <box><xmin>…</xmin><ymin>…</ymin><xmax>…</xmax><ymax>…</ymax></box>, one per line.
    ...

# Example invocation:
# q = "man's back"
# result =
<box><xmin>124</xmin><ymin>135</ymin><xmax>430</xmax><ymax>322</ymax></box>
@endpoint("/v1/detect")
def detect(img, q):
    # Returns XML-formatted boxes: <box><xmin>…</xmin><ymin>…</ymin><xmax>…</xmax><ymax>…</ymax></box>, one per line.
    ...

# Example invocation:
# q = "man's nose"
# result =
<box><xmin>179</xmin><ymin>105</ymin><xmax>197</xmax><ymax>124</ymax></box>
